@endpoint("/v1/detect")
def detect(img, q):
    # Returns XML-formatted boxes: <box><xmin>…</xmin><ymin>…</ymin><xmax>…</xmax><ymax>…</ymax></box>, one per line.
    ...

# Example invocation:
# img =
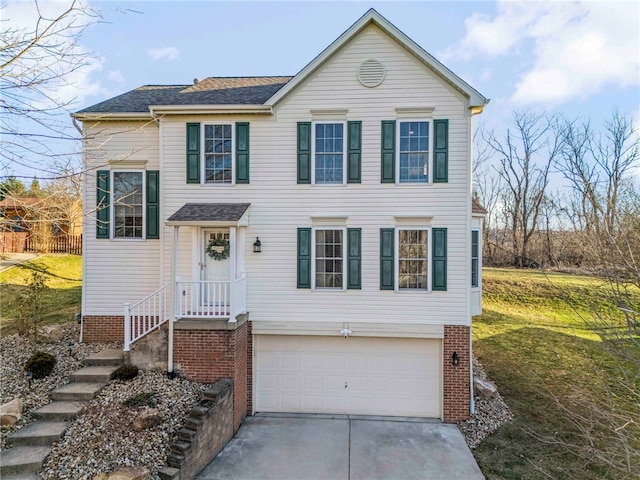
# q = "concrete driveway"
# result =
<box><xmin>196</xmin><ymin>414</ymin><xmax>484</xmax><ymax>480</ymax></box>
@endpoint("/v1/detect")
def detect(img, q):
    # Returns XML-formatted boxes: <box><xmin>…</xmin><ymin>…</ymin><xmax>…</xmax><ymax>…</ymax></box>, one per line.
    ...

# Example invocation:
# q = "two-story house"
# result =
<box><xmin>74</xmin><ymin>9</ymin><xmax>488</xmax><ymax>428</ymax></box>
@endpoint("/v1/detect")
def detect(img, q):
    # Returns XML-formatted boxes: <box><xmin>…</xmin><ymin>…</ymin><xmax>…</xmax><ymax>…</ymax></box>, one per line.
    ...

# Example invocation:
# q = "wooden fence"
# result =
<box><xmin>24</xmin><ymin>234</ymin><xmax>82</xmax><ymax>255</ymax></box>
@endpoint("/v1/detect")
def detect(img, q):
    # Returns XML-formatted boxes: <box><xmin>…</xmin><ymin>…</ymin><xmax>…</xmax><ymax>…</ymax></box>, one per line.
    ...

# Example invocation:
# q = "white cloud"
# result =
<box><xmin>441</xmin><ymin>1</ymin><xmax>640</xmax><ymax>106</ymax></box>
<box><xmin>108</xmin><ymin>70</ymin><xmax>126</xmax><ymax>85</ymax></box>
<box><xmin>148</xmin><ymin>47</ymin><xmax>180</xmax><ymax>61</ymax></box>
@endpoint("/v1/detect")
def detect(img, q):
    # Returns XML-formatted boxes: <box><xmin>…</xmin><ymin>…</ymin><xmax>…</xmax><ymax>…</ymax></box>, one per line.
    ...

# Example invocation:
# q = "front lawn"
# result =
<box><xmin>473</xmin><ymin>268</ymin><xmax>640</xmax><ymax>479</ymax></box>
<box><xmin>0</xmin><ymin>255</ymin><xmax>82</xmax><ymax>336</ymax></box>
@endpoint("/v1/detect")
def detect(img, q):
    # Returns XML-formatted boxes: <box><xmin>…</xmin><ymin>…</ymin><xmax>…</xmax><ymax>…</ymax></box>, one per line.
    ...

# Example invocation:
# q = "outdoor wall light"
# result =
<box><xmin>253</xmin><ymin>237</ymin><xmax>262</xmax><ymax>253</ymax></box>
<box><xmin>452</xmin><ymin>352</ymin><xmax>460</xmax><ymax>366</ymax></box>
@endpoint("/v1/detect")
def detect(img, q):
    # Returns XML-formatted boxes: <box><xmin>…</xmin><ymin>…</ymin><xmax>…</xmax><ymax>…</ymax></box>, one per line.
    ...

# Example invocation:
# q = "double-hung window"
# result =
<box><xmin>204</xmin><ymin>124</ymin><xmax>233</xmax><ymax>184</ymax></box>
<box><xmin>398</xmin><ymin>229</ymin><xmax>428</xmax><ymax>289</ymax></box>
<box><xmin>471</xmin><ymin>230</ymin><xmax>479</xmax><ymax>288</ymax></box>
<box><xmin>113</xmin><ymin>171</ymin><xmax>144</xmax><ymax>239</ymax></box>
<box><xmin>314</xmin><ymin>122</ymin><xmax>345</xmax><ymax>184</ymax></box>
<box><xmin>398</xmin><ymin>121</ymin><xmax>429</xmax><ymax>183</ymax></box>
<box><xmin>314</xmin><ymin>228</ymin><xmax>344</xmax><ymax>288</ymax></box>
<box><xmin>382</xmin><ymin>118</ymin><xmax>447</xmax><ymax>184</ymax></box>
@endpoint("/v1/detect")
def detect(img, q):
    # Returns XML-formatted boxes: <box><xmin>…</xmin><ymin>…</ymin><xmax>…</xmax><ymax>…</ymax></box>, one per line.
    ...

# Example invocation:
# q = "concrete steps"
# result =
<box><xmin>33</xmin><ymin>401</ymin><xmax>86</xmax><ymax>422</ymax></box>
<box><xmin>0</xmin><ymin>348</ymin><xmax>123</xmax><ymax>478</ymax></box>
<box><xmin>50</xmin><ymin>382</ymin><xmax>107</xmax><ymax>401</ymax></box>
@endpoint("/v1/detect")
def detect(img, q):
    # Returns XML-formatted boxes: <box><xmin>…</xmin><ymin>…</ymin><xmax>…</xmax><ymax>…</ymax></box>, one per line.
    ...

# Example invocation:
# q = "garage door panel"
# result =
<box><xmin>255</xmin><ymin>335</ymin><xmax>441</xmax><ymax>418</ymax></box>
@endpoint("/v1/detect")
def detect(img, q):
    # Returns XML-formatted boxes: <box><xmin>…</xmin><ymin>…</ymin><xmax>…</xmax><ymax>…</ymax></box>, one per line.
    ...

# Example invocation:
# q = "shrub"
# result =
<box><xmin>122</xmin><ymin>391</ymin><xmax>157</xmax><ymax>408</ymax></box>
<box><xmin>24</xmin><ymin>351</ymin><xmax>56</xmax><ymax>379</ymax></box>
<box><xmin>112</xmin><ymin>364</ymin><xmax>139</xmax><ymax>381</ymax></box>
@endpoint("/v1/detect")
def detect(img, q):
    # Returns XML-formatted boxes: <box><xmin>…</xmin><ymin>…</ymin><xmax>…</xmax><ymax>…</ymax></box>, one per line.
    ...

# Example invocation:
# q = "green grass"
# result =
<box><xmin>474</xmin><ymin>268</ymin><xmax>640</xmax><ymax>479</ymax></box>
<box><xmin>0</xmin><ymin>255</ymin><xmax>82</xmax><ymax>336</ymax></box>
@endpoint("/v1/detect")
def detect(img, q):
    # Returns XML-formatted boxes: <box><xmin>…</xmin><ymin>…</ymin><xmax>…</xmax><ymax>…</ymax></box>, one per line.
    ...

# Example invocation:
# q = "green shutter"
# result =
<box><xmin>297</xmin><ymin>228</ymin><xmax>311</xmax><ymax>288</ymax></box>
<box><xmin>146</xmin><ymin>170</ymin><xmax>160</xmax><ymax>239</ymax></box>
<box><xmin>381</xmin><ymin>120</ymin><xmax>396</xmax><ymax>183</ymax></box>
<box><xmin>347</xmin><ymin>228</ymin><xmax>361</xmax><ymax>289</ymax></box>
<box><xmin>347</xmin><ymin>121</ymin><xmax>361</xmax><ymax>183</ymax></box>
<box><xmin>186</xmin><ymin>123</ymin><xmax>200</xmax><ymax>184</ymax></box>
<box><xmin>297</xmin><ymin>122</ymin><xmax>311</xmax><ymax>184</ymax></box>
<box><xmin>236</xmin><ymin>122</ymin><xmax>250</xmax><ymax>184</ymax></box>
<box><xmin>432</xmin><ymin>228</ymin><xmax>447</xmax><ymax>290</ymax></box>
<box><xmin>433</xmin><ymin>119</ymin><xmax>448</xmax><ymax>183</ymax></box>
<box><xmin>96</xmin><ymin>170</ymin><xmax>110</xmax><ymax>239</ymax></box>
<box><xmin>380</xmin><ymin>228</ymin><xmax>394</xmax><ymax>290</ymax></box>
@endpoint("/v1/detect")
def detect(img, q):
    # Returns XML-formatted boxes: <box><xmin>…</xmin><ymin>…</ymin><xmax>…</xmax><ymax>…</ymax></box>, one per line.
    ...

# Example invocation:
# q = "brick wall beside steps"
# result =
<box><xmin>173</xmin><ymin>319</ymin><xmax>250</xmax><ymax>432</ymax></box>
<box><xmin>443</xmin><ymin>325</ymin><xmax>471</xmax><ymax>422</ymax></box>
<box><xmin>81</xmin><ymin>315</ymin><xmax>124</xmax><ymax>343</ymax></box>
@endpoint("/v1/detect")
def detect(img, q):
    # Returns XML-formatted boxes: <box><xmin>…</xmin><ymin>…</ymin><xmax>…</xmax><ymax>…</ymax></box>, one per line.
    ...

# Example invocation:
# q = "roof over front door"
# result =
<box><xmin>166</xmin><ymin>203</ymin><xmax>250</xmax><ymax>227</ymax></box>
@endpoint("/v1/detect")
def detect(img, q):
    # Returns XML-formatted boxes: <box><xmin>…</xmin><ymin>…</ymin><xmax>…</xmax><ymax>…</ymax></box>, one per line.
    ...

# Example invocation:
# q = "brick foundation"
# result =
<box><xmin>443</xmin><ymin>325</ymin><xmax>471</xmax><ymax>422</ymax></box>
<box><xmin>173</xmin><ymin>319</ymin><xmax>250</xmax><ymax>432</ymax></box>
<box><xmin>81</xmin><ymin>315</ymin><xmax>124</xmax><ymax>343</ymax></box>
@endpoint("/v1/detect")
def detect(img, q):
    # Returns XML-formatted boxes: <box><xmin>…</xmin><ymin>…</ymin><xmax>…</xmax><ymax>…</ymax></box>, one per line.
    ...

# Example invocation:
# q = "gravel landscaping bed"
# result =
<box><xmin>1</xmin><ymin>322</ymin><xmax>210</xmax><ymax>479</ymax></box>
<box><xmin>458</xmin><ymin>357</ymin><xmax>514</xmax><ymax>449</ymax></box>
<box><xmin>0</xmin><ymin>322</ymin><xmax>120</xmax><ymax>450</ymax></box>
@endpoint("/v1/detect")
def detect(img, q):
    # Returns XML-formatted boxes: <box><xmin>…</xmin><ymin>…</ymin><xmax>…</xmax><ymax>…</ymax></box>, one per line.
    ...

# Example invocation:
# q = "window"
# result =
<box><xmin>113</xmin><ymin>171</ymin><xmax>143</xmax><ymax>239</ymax></box>
<box><xmin>471</xmin><ymin>230</ymin><xmax>479</xmax><ymax>288</ymax></box>
<box><xmin>398</xmin><ymin>121</ymin><xmax>429</xmax><ymax>183</ymax></box>
<box><xmin>204</xmin><ymin>124</ymin><xmax>233</xmax><ymax>184</ymax></box>
<box><xmin>314</xmin><ymin>122</ymin><xmax>345</xmax><ymax>184</ymax></box>
<box><xmin>398</xmin><ymin>229</ymin><xmax>428</xmax><ymax>289</ymax></box>
<box><xmin>315</xmin><ymin>229</ymin><xmax>344</xmax><ymax>288</ymax></box>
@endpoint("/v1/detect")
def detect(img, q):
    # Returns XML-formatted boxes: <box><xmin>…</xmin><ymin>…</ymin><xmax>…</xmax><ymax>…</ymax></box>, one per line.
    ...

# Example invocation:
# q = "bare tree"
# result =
<box><xmin>0</xmin><ymin>0</ymin><xmax>101</xmax><ymax>179</ymax></box>
<box><xmin>482</xmin><ymin>112</ymin><xmax>563</xmax><ymax>267</ymax></box>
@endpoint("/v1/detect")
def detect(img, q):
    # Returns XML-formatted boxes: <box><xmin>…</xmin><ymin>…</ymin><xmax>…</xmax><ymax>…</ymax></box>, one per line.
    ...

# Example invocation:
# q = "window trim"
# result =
<box><xmin>395</xmin><ymin>227</ymin><xmax>431</xmax><ymax>292</ymax></box>
<box><xmin>311</xmin><ymin>121</ymin><xmax>347</xmax><ymax>185</ymax></box>
<box><xmin>311</xmin><ymin>226</ymin><xmax>347</xmax><ymax>290</ymax></box>
<box><xmin>396</xmin><ymin>119</ymin><xmax>433</xmax><ymax>185</ymax></box>
<box><xmin>201</xmin><ymin>122</ymin><xmax>235</xmax><ymax>186</ymax></box>
<box><xmin>471</xmin><ymin>229</ymin><xmax>481</xmax><ymax>289</ymax></box>
<box><xmin>110</xmin><ymin>169</ymin><xmax>145</xmax><ymax>241</ymax></box>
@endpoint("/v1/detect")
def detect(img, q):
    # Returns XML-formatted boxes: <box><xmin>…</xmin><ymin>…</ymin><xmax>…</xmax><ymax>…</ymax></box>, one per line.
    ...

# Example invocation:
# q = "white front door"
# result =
<box><xmin>202</xmin><ymin>229</ymin><xmax>230</xmax><ymax>311</ymax></box>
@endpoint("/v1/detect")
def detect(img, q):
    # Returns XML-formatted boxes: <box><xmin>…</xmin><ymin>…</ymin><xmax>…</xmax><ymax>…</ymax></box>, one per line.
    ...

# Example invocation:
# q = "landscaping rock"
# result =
<box><xmin>0</xmin><ymin>397</ymin><xmax>23</xmax><ymax>427</ymax></box>
<box><xmin>132</xmin><ymin>409</ymin><xmax>163</xmax><ymax>431</ymax></box>
<box><xmin>96</xmin><ymin>466</ymin><xmax>150</xmax><ymax>480</ymax></box>
<box><xmin>474</xmin><ymin>376</ymin><xmax>498</xmax><ymax>399</ymax></box>
<box><xmin>36</xmin><ymin>325</ymin><xmax>65</xmax><ymax>343</ymax></box>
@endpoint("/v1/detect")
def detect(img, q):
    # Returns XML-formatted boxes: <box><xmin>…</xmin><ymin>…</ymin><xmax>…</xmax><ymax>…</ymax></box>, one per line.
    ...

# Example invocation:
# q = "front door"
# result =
<box><xmin>202</xmin><ymin>229</ymin><xmax>230</xmax><ymax>313</ymax></box>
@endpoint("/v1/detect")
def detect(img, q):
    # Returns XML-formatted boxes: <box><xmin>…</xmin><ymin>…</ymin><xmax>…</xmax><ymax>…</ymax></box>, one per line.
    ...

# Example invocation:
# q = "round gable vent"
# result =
<box><xmin>357</xmin><ymin>59</ymin><xmax>385</xmax><ymax>88</ymax></box>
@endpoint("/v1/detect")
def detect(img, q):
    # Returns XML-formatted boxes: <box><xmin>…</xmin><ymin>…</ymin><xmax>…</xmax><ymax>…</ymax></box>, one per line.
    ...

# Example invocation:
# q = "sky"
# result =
<box><xmin>2</xmin><ymin>0</ymin><xmax>640</xmax><ymax>180</ymax></box>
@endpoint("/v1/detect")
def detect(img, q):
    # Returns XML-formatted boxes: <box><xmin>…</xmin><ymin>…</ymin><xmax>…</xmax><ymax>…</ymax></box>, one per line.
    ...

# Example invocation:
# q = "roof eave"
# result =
<box><xmin>71</xmin><ymin>112</ymin><xmax>153</xmax><ymax>121</ymax></box>
<box><xmin>149</xmin><ymin>105</ymin><xmax>273</xmax><ymax>115</ymax></box>
<box><xmin>265</xmin><ymin>8</ymin><xmax>489</xmax><ymax>109</ymax></box>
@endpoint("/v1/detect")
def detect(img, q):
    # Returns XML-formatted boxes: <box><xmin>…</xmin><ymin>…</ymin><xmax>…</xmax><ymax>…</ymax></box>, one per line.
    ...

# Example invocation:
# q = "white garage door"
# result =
<box><xmin>255</xmin><ymin>335</ymin><xmax>441</xmax><ymax>418</ymax></box>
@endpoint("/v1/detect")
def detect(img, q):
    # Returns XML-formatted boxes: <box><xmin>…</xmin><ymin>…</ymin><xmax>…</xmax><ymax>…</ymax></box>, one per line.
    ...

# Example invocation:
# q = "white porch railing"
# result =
<box><xmin>176</xmin><ymin>276</ymin><xmax>246</xmax><ymax>320</ymax></box>
<box><xmin>124</xmin><ymin>284</ymin><xmax>170</xmax><ymax>352</ymax></box>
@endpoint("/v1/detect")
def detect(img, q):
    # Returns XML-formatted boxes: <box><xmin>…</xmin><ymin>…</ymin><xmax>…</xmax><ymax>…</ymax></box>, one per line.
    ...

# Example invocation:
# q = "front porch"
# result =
<box><xmin>123</xmin><ymin>202</ymin><xmax>252</xmax><ymax>352</ymax></box>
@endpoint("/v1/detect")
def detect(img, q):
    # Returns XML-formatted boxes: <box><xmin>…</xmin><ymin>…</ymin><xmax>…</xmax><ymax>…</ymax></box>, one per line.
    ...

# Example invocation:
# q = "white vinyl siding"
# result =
<box><xmin>82</xmin><ymin>24</ymin><xmax>474</xmax><ymax>327</ymax></box>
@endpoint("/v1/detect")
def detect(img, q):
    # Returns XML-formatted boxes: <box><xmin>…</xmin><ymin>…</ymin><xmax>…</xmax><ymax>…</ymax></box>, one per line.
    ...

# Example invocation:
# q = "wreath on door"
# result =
<box><xmin>206</xmin><ymin>234</ymin><xmax>230</xmax><ymax>261</ymax></box>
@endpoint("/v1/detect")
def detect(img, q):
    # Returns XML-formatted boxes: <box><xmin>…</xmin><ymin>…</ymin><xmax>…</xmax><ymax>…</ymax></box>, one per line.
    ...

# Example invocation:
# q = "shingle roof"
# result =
<box><xmin>167</xmin><ymin>203</ymin><xmax>251</xmax><ymax>223</ymax></box>
<box><xmin>77</xmin><ymin>77</ymin><xmax>293</xmax><ymax>114</ymax></box>
<box><xmin>472</xmin><ymin>199</ymin><xmax>488</xmax><ymax>214</ymax></box>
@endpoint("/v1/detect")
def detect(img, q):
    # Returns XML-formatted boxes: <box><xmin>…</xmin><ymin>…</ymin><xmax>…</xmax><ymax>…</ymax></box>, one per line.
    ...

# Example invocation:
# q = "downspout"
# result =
<box><xmin>469</xmin><ymin>325</ymin><xmax>475</xmax><ymax>415</ymax></box>
<box><xmin>168</xmin><ymin>225</ymin><xmax>178</xmax><ymax>374</ymax></box>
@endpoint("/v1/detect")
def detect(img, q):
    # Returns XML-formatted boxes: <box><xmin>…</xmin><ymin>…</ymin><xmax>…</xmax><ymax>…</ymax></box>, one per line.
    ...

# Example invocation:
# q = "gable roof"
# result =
<box><xmin>76</xmin><ymin>77</ymin><xmax>292</xmax><ymax>115</ymax></box>
<box><xmin>73</xmin><ymin>9</ymin><xmax>487</xmax><ymax>118</ymax></box>
<box><xmin>472</xmin><ymin>199</ymin><xmax>488</xmax><ymax>215</ymax></box>
<box><xmin>266</xmin><ymin>9</ymin><xmax>488</xmax><ymax>109</ymax></box>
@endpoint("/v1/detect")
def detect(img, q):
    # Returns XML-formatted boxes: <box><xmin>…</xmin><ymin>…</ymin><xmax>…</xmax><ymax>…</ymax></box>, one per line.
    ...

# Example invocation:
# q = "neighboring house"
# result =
<box><xmin>73</xmin><ymin>9</ymin><xmax>488</xmax><ymax>427</ymax></box>
<box><xmin>0</xmin><ymin>196</ymin><xmax>82</xmax><ymax>253</ymax></box>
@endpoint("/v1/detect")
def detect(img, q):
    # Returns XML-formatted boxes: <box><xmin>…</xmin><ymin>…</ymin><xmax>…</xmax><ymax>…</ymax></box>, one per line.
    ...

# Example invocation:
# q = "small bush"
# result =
<box><xmin>24</xmin><ymin>351</ymin><xmax>56</xmax><ymax>379</ymax></box>
<box><xmin>112</xmin><ymin>364</ymin><xmax>139</xmax><ymax>381</ymax></box>
<box><xmin>122</xmin><ymin>391</ymin><xmax>157</xmax><ymax>408</ymax></box>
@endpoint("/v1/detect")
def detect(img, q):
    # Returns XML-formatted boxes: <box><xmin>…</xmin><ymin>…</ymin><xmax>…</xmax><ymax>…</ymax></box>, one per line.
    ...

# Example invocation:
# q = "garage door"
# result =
<box><xmin>255</xmin><ymin>335</ymin><xmax>441</xmax><ymax>418</ymax></box>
